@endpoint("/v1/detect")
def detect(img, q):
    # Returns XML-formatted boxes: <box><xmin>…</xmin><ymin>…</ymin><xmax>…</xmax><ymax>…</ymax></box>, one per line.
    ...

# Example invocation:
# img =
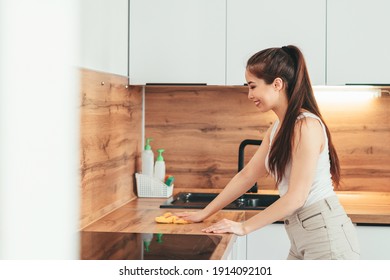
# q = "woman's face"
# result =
<box><xmin>245</xmin><ymin>70</ymin><xmax>280</xmax><ymax>113</ymax></box>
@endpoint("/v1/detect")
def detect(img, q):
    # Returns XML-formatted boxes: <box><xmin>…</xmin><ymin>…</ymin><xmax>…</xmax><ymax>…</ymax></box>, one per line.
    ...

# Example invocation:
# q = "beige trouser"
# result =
<box><xmin>284</xmin><ymin>195</ymin><xmax>360</xmax><ymax>260</ymax></box>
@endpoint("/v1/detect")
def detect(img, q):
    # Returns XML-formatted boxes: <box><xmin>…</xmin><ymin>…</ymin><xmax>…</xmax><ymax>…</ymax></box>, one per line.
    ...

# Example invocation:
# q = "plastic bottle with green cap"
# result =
<box><xmin>141</xmin><ymin>138</ymin><xmax>154</xmax><ymax>177</ymax></box>
<box><xmin>154</xmin><ymin>149</ymin><xmax>166</xmax><ymax>182</ymax></box>
<box><xmin>156</xmin><ymin>233</ymin><xmax>163</xmax><ymax>243</ymax></box>
<box><xmin>141</xmin><ymin>233</ymin><xmax>153</xmax><ymax>253</ymax></box>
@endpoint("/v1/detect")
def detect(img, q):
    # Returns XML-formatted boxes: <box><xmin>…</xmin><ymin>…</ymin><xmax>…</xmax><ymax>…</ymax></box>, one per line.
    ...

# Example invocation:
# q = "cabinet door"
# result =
<box><xmin>129</xmin><ymin>0</ymin><xmax>226</xmax><ymax>85</ymax></box>
<box><xmin>224</xmin><ymin>236</ymin><xmax>247</xmax><ymax>260</ymax></box>
<box><xmin>356</xmin><ymin>225</ymin><xmax>390</xmax><ymax>260</ymax></box>
<box><xmin>248</xmin><ymin>223</ymin><xmax>390</xmax><ymax>260</ymax></box>
<box><xmin>247</xmin><ymin>223</ymin><xmax>290</xmax><ymax>260</ymax></box>
<box><xmin>227</xmin><ymin>0</ymin><xmax>326</xmax><ymax>86</ymax></box>
<box><xmin>80</xmin><ymin>0</ymin><xmax>128</xmax><ymax>76</ymax></box>
<box><xmin>327</xmin><ymin>0</ymin><xmax>390</xmax><ymax>85</ymax></box>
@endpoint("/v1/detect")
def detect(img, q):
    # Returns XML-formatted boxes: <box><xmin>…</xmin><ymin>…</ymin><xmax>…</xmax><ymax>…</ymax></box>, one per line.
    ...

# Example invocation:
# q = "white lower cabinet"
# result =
<box><xmin>245</xmin><ymin>223</ymin><xmax>390</xmax><ymax>260</ymax></box>
<box><xmin>247</xmin><ymin>223</ymin><xmax>290</xmax><ymax>260</ymax></box>
<box><xmin>224</xmin><ymin>235</ymin><xmax>247</xmax><ymax>260</ymax></box>
<box><xmin>356</xmin><ymin>225</ymin><xmax>390</xmax><ymax>260</ymax></box>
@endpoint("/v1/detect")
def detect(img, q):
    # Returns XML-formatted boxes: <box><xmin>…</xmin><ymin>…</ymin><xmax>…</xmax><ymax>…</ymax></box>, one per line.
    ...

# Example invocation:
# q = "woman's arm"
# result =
<box><xmin>177</xmin><ymin>125</ymin><xmax>273</xmax><ymax>223</ymax></box>
<box><xmin>202</xmin><ymin>117</ymin><xmax>325</xmax><ymax>235</ymax></box>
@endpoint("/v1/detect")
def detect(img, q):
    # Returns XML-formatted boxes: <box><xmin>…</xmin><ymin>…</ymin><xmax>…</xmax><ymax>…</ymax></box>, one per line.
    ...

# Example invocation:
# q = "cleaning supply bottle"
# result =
<box><xmin>154</xmin><ymin>149</ymin><xmax>166</xmax><ymax>182</ymax></box>
<box><xmin>141</xmin><ymin>138</ymin><xmax>154</xmax><ymax>177</ymax></box>
<box><xmin>164</xmin><ymin>175</ymin><xmax>175</xmax><ymax>186</ymax></box>
<box><xmin>141</xmin><ymin>233</ymin><xmax>153</xmax><ymax>253</ymax></box>
<box><xmin>156</xmin><ymin>233</ymin><xmax>163</xmax><ymax>244</ymax></box>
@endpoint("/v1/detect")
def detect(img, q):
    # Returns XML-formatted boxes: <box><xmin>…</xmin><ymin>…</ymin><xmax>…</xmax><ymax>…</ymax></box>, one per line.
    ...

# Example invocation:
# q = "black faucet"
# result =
<box><xmin>238</xmin><ymin>139</ymin><xmax>262</xmax><ymax>193</ymax></box>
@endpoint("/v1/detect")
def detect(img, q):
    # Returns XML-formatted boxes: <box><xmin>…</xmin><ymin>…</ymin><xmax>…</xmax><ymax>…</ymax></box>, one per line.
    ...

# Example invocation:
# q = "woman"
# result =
<box><xmin>178</xmin><ymin>45</ymin><xmax>360</xmax><ymax>260</ymax></box>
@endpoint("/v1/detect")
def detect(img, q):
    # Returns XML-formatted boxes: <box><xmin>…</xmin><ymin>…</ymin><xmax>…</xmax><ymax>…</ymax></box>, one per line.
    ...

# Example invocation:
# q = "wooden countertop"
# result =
<box><xmin>82</xmin><ymin>205</ymin><xmax>244</xmax><ymax>260</ymax></box>
<box><xmin>82</xmin><ymin>189</ymin><xmax>390</xmax><ymax>260</ymax></box>
<box><xmin>331</xmin><ymin>191</ymin><xmax>390</xmax><ymax>225</ymax></box>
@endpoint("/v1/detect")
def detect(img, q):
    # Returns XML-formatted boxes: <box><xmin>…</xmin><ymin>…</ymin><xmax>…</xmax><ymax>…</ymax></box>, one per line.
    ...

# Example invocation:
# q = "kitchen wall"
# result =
<box><xmin>145</xmin><ymin>86</ymin><xmax>390</xmax><ymax>192</ymax></box>
<box><xmin>0</xmin><ymin>0</ymin><xmax>80</xmax><ymax>259</ymax></box>
<box><xmin>80</xmin><ymin>69</ymin><xmax>142</xmax><ymax>228</ymax></box>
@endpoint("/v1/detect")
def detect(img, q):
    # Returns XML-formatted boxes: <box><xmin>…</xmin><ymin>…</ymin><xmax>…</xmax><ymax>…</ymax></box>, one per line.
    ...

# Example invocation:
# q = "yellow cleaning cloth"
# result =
<box><xmin>155</xmin><ymin>212</ymin><xmax>190</xmax><ymax>224</ymax></box>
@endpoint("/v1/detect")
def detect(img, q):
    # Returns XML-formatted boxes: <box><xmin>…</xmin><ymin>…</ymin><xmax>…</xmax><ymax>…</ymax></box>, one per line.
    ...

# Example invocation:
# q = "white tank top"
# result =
<box><xmin>266</xmin><ymin>112</ymin><xmax>335</xmax><ymax>207</ymax></box>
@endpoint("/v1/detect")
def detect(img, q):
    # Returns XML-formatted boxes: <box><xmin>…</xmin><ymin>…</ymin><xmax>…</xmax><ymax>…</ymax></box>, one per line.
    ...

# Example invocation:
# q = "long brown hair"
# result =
<box><xmin>247</xmin><ymin>45</ymin><xmax>340</xmax><ymax>187</ymax></box>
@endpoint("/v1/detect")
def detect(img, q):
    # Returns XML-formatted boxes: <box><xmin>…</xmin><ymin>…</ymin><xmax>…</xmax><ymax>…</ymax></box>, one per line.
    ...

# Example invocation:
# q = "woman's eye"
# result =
<box><xmin>249</xmin><ymin>86</ymin><xmax>256</xmax><ymax>90</ymax></box>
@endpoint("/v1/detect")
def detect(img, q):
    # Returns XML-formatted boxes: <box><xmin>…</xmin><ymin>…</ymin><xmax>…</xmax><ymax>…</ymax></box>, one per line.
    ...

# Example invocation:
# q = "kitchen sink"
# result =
<box><xmin>160</xmin><ymin>140</ymin><xmax>280</xmax><ymax>211</ymax></box>
<box><xmin>160</xmin><ymin>192</ymin><xmax>280</xmax><ymax>210</ymax></box>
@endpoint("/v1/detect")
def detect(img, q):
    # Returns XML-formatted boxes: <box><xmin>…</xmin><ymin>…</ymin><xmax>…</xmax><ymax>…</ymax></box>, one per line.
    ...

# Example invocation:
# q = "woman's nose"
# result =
<box><xmin>248</xmin><ymin>91</ymin><xmax>253</xmax><ymax>100</ymax></box>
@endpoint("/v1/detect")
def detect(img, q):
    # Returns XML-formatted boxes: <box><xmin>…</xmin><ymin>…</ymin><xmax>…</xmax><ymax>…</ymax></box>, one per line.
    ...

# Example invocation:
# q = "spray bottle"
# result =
<box><xmin>141</xmin><ymin>233</ymin><xmax>153</xmax><ymax>253</ymax></box>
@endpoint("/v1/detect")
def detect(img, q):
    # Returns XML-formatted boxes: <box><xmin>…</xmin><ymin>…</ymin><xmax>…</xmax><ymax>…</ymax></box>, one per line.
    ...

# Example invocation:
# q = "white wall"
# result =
<box><xmin>0</xmin><ymin>0</ymin><xmax>80</xmax><ymax>259</ymax></box>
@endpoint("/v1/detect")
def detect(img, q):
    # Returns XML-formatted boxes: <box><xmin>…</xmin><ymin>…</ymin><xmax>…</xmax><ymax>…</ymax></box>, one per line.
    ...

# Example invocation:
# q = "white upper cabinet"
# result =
<box><xmin>128</xmin><ymin>0</ymin><xmax>388</xmax><ymax>86</ymax></box>
<box><xmin>80</xmin><ymin>0</ymin><xmax>129</xmax><ymax>76</ymax></box>
<box><xmin>226</xmin><ymin>0</ymin><xmax>326</xmax><ymax>86</ymax></box>
<box><xmin>129</xmin><ymin>0</ymin><xmax>226</xmax><ymax>85</ymax></box>
<box><xmin>327</xmin><ymin>0</ymin><xmax>390</xmax><ymax>85</ymax></box>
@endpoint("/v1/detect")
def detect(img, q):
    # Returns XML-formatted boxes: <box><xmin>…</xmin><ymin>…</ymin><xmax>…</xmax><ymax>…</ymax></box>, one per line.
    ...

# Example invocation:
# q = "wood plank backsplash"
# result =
<box><xmin>80</xmin><ymin>69</ymin><xmax>142</xmax><ymax>228</ymax></box>
<box><xmin>145</xmin><ymin>86</ymin><xmax>390</xmax><ymax>192</ymax></box>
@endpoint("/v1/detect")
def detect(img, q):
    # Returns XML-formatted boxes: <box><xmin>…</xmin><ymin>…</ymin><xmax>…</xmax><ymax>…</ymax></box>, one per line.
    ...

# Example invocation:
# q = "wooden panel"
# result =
<box><xmin>145</xmin><ymin>86</ymin><xmax>275</xmax><ymax>190</ymax></box>
<box><xmin>321</xmin><ymin>95</ymin><xmax>390</xmax><ymax>191</ymax></box>
<box><xmin>145</xmin><ymin>86</ymin><xmax>390</xmax><ymax>192</ymax></box>
<box><xmin>80</xmin><ymin>69</ymin><xmax>142</xmax><ymax>228</ymax></box>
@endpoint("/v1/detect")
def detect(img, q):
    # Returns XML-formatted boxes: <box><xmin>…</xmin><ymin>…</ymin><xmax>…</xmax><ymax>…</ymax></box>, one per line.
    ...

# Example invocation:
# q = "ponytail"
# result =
<box><xmin>247</xmin><ymin>45</ymin><xmax>340</xmax><ymax>187</ymax></box>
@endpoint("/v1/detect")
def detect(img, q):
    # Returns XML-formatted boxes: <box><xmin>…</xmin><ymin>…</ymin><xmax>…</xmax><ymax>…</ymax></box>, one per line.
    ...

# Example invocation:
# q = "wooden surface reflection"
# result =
<box><xmin>80</xmin><ymin>231</ymin><xmax>221</xmax><ymax>260</ymax></box>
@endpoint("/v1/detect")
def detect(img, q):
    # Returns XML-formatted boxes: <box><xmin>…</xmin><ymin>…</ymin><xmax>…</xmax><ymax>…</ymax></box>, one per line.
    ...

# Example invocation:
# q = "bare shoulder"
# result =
<box><xmin>294</xmin><ymin>117</ymin><xmax>324</xmax><ymax>148</ymax></box>
<box><xmin>296</xmin><ymin>116</ymin><xmax>323</xmax><ymax>131</ymax></box>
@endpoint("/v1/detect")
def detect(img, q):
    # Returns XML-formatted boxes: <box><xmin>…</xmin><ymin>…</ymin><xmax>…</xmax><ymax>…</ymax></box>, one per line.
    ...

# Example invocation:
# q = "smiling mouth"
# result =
<box><xmin>254</xmin><ymin>100</ymin><xmax>261</xmax><ymax>106</ymax></box>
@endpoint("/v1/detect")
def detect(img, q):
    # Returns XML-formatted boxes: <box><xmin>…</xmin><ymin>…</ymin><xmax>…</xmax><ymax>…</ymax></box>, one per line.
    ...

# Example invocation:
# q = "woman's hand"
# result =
<box><xmin>202</xmin><ymin>219</ymin><xmax>246</xmax><ymax>236</ymax></box>
<box><xmin>175</xmin><ymin>212</ymin><xmax>247</xmax><ymax>236</ymax></box>
<box><xmin>174</xmin><ymin>211</ymin><xmax>207</xmax><ymax>223</ymax></box>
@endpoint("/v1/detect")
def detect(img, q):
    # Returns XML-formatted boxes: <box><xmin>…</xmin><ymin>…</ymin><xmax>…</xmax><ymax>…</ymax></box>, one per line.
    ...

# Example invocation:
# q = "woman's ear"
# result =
<box><xmin>273</xmin><ymin>77</ymin><xmax>284</xmax><ymax>91</ymax></box>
